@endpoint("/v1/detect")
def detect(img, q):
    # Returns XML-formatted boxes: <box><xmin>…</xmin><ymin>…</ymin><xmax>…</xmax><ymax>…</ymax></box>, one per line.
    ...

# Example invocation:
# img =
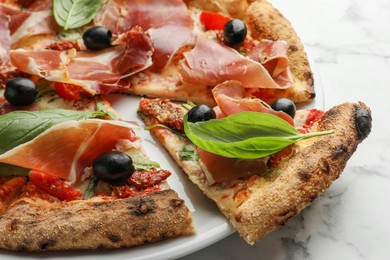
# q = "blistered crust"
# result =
<box><xmin>0</xmin><ymin>190</ymin><xmax>194</xmax><ymax>251</ymax></box>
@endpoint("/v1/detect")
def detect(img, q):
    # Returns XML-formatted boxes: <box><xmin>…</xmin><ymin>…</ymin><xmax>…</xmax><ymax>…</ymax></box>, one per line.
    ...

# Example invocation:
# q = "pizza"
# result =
<box><xmin>0</xmin><ymin>0</ymin><xmax>371</xmax><ymax>254</ymax></box>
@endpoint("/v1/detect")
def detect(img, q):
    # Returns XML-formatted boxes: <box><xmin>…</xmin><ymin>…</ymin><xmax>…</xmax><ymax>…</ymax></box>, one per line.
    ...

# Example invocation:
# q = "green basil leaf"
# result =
<box><xmin>84</xmin><ymin>176</ymin><xmax>98</xmax><ymax>199</ymax></box>
<box><xmin>179</xmin><ymin>145</ymin><xmax>199</xmax><ymax>161</ymax></box>
<box><xmin>0</xmin><ymin>109</ymin><xmax>106</xmax><ymax>154</ymax></box>
<box><xmin>0</xmin><ymin>163</ymin><xmax>30</xmax><ymax>177</ymax></box>
<box><xmin>184</xmin><ymin>111</ymin><xmax>333</xmax><ymax>159</ymax></box>
<box><xmin>53</xmin><ymin>0</ymin><xmax>103</xmax><ymax>30</ymax></box>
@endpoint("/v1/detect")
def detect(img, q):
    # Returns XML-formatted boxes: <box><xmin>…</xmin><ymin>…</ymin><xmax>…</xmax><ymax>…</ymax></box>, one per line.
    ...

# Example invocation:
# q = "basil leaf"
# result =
<box><xmin>133</xmin><ymin>162</ymin><xmax>161</xmax><ymax>171</ymax></box>
<box><xmin>53</xmin><ymin>0</ymin><xmax>103</xmax><ymax>30</ymax></box>
<box><xmin>184</xmin><ymin>111</ymin><xmax>333</xmax><ymax>159</ymax></box>
<box><xmin>84</xmin><ymin>176</ymin><xmax>97</xmax><ymax>199</ymax></box>
<box><xmin>0</xmin><ymin>109</ymin><xmax>106</xmax><ymax>154</ymax></box>
<box><xmin>0</xmin><ymin>163</ymin><xmax>30</xmax><ymax>177</ymax></box>
<box><xmin>179</xmin><ymin>145</ymin><xmax>199</xmax><ymax>161</ymax></box>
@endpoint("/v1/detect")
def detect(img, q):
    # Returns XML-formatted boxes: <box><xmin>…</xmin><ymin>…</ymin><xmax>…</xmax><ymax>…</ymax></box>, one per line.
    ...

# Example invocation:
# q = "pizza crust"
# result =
<box><xmin>139</xmin><ymin>100</ymin><xmax>371</xmax><ymax>245</ymax></box>
<box><xmin>0</xmin><ymin>189</ymin><xmax>194</xmax><ymax>251</ymax></box>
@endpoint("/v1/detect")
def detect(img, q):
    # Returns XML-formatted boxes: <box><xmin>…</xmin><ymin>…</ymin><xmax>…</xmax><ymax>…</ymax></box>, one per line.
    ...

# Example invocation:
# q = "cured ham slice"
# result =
<box><xmin>0</xmin><ymin>120</ymin><xmax>137</xmax><ymax>183</ymax></box>
<box><xmin>0</xmin><ymin>4</ymin><xmax>54</xmax><ymax>46</ymax></box>
<box><xmin>247</xmin><ymin>40</ymin><xmax>294</xmax><ymax>88</ymax></box>
<box><xmin>212</xmin><ymin>81</ymin><xmax>294</xmax><ymax>125</ymax></box>
<box><xmin>10</xmin><ymin>27</ymin><xmax>153</xmax><ymax>95</ymax></box>
<box><xmin>0</xmin><ymin>8</ymin><xmax>11</xmax><ymax>66</ymax></box>
<box><xmin>199</xmin><ymin>81</ymin><xmax>294</xmax><ymax>183</ymax></box>
<box><xmin>96</xmin><ymin>0</ymin><xmax>194</xmax><ymax>71</ymax></box>
<box><xmin>179</xmin><ymin>36</ymin><xmax>288</xmax><ymax>89</ymax></box>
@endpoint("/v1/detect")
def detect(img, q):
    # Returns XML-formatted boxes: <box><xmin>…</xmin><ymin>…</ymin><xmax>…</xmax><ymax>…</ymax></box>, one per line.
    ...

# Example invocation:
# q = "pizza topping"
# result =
<box><xmin>53</xmin><ymin>82</ymin><xmax>90</xmax><ymax>101</ymax></box>
<box><xmin>187</xmin><ymin>104</ymin><xmax>216</xmax><ymax>123</ymax></box>
<box><xmin>92</xmin><ymin>151</ymin><xmax>135</xmax><ymax>184</ymax></box>
<box><xmin>247</xmin><ymin>40</ymin><xmax>294</xmax><ymax>88</ymax></box>
<box><xmin>223</xmin><ymin>19</ymin><xmax>247</xmax><ymax>46</ymax></box>
<box><xmin>0</xmin><ymin>118</ymin><xmax>137</xmax><ymax>183</ymax></box>
<box><xmin>0</xmin><ymin>8</ymin><xmax>11</xmax><ymax>66</ymax></box>
<box><xmin>4</xmin><ymin>77</ymin><xmax>38</xmax><ymax>106</ymax></box>
<box><xmin>199</xmin><ymin>11</ymin><xmax>230</xmax><ymax>31</ymax></box>
<box><xmin>29</xmin><ymin>169</ymin><xmax>81</xmax><ymax>200</ymax></box>
<box><xmin>184</xmin><ymin>110</ymin><xmax>333</xmax><ymax>160</ymax></box>
<box><xmin>52</xmin><ymin>0</ymin><xmax>103</xmax><ymax>30</ymax></box>
<box><xmin>212</xmin><ymin>81</ymin><xmax>294</xmax><ymax>125</ymax></box>
<box><xmin>179</xmin><ymin>36</ymin><xmax>283</xmax><ymax>89</ymax></box>
<box><xmin>82</xmin><ymin>26</ymin><xmax>112</xmax><ymax>51</ymax></box>
<box><xmin>271</xmin><ymin>98</ymin><xmax>296</xmax><ymax>119</ymax></box>
<box><xmin>95</xmin><ymin>0</ymin><xmax>194</xmax><ymax>71</ymax></box>
<box><xmin>10</xmin><ymin>26</ymin><xmax>153</xmax><ymax>95</ymax></box>
<box><xmin>129</xmin><ymin>169</ymin><xmax>171</xmax><ymax>189</ymax></box>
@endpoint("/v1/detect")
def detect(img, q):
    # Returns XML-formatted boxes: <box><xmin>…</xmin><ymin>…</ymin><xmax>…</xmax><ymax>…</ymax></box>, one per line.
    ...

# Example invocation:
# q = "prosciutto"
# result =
<box><xmin>0</xmin><ymin>8</ymin><xmax>11</xmax><ymax>66</ymax></box>
<box><xmin>0</xmin><ymin>120</ymin><xmax>137</xmax><ymax>183</ymax></box>
<box><xmin>0</xmin><ymin>4</ymin><xmax>54</xmax><ymax>46</ymax></box>
<box><xmin>247</xmin><ymin>40</ymin><xmax>294</xmax><ymax>88</ymax></box>
<box><xmin>179</xmin><ymin>36</ymin><xmax>288</xmax><ymax>89</ymax></box>
<box><xmin>95</xmin><ymin>0</ymin><xmax>194</xmax><ymax>71</ymax></box>
<box><xmin>10</xmin><ymin>26</ymin><xmax>153</xmax><ymax>95</ymax></box>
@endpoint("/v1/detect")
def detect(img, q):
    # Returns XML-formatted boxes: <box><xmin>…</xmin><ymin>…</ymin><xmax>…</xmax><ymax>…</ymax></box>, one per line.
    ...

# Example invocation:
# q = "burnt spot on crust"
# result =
<box><xmin>107</xmin><ymin>234</ymin><xmax>121</xmax><ymax>243</ymax></box>
<box><xmin>355</xmin><ymin>107</ymin><xmax>372</xmax><ymax>140</ymax></box>
<box><xmin>332</xmin><ymin>143</ymin><xmax>349</xmax><ymax>159</ymax></box>
<box><xmin>130</xmin><ymin>197</ymin><xmax>156</xmax><ymax>216</ymax></box>
<box><xmin>16</xmin><ymin>245</ymin><xmax>28</xmax><ymax>252</ymax></box>
<box><xmin>318</xmin><ymin>158</ymin><xmax>331</xmax><ymax>175</ymax></box>
<box><xmin>170</xmin><ymin>198</ymin><xmax>184</xmax><ymax>208</ymax></box>
<box><xmin>298</xmin><ymin>170</ymin><xmax>311</xmax><ymax>182</ymax></box>
<box><xmin>39</xmin><ymin>239</ymin><xmax>56</xmax><ymax>250</ymax></box>
<box><xmin>288</xmin><ymin>44</ymin><xmax>298</xmax><ymax>52</ymax></box>
<box><xmin>277</xmin><ymin>209</ymin><xmax>297</xmax><ymax>225</ymax></box>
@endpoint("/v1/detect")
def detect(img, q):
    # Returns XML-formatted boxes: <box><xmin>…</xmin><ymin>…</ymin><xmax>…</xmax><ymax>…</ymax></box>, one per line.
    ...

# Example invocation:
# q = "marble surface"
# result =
<box><xmin>180</xmin><ymin>0</ymin><xmax>390</xmax><ymax>259</ymax></box>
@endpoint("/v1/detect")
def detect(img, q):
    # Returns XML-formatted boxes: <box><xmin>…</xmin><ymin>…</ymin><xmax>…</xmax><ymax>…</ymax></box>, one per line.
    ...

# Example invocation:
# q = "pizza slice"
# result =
<box><xmin>0</xmin><ymin>108</ymin><xmax>194</xmax><ymax>251</ymax></box>
<box><xmin>137</xmin><ymin>83</ymin><xmax>372</xmax><ymax>244</ymax></box>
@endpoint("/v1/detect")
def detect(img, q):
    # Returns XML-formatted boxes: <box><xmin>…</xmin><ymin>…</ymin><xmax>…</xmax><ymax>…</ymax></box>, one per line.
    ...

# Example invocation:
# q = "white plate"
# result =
<box><xmin>0</xmin><ymin>65</ymin><xmax>323</xmax><ymax>260</ymax></box>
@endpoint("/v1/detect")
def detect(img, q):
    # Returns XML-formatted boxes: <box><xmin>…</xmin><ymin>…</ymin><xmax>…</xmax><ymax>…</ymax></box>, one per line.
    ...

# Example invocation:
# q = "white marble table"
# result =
<box><xmin>180</xmin><ymin>0</ymin><xmax>390</xmax><ymax>259</ymax></box>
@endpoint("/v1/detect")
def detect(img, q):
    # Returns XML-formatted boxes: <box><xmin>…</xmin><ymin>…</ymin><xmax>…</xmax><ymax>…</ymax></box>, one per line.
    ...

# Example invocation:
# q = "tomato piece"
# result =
<box><xmin>54</xmin><ymin>82</ymin><xmax>89</xmax><ymax>101</ymax></box>
<box><xmin>129</xmin><ymin>169</ymin><xmax>171</xmax><ymax>189</ymax></box>
<box><xmin>29</xmin><ymin>170</ymin><xmax>81</xmax><ymax>201</ymax></box>
<box><xmin>200</xmin><ymin>11</ymin><xmax>231</xmax><ymax>31</ymax></box>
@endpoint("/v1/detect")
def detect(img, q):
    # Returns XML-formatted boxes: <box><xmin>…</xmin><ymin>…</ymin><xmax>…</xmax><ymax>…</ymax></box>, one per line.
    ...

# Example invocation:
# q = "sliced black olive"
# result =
<box><xmin>4</xmin><ymin>77</ymin><xmax>38</xmax><ymax>106</ymax></box>
<box><xmin>83</xmin><ymin>26</ymin><xmax>112</xmax><ymax>50</ymax></box>
<box><xmin>355</xmin><ymin>107</ymin><xmax>372</xmax><ymax>140</ymax></box>
<box><xmin>187</xmin><ymin>105</ymin><xmax>216</xmax><ymax>123</ymax></box>
<box><xmin>223</xmin><ymin>19</ymin><xmax>247</xmax><ymax>46</ymax></box>
<box><xmin>92</xmin><ymin>151</ymin><xmax>134</xmax><ymax>184</ymax></box>
<box><xmin>271</xmin><ymin>98</ymin><xmax>296</xmax><ymax>118</ymax></box>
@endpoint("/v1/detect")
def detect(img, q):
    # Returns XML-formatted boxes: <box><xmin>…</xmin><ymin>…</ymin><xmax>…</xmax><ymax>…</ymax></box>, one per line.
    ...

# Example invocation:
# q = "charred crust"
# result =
<box><xmin>297</xmin><ymin>170</ymin><xmax>311</xmax><ymax>182</ymax></box>
<box><xmin>16</xmin><ymin>245</ymin><xmax>28</xmax><ymax>252</ymax></box>
<box><xmin>355</xmin><ymin>107</ymin><xmax>372</xmax><ymax>140</ymax></box>
<box><xmin>170</xmin><ymin>198</ymin><xmax>184</xmax><ymax>207</ymax></box>
<box><xmin>39</xmin><ymin>239</ymin><xmax>56</xmax><ymax>250</ymax></box>
<box><xmin>288</xmin><ymin>44</ymin><xmax>298</xmax><ymax>52</ymax></box>
<box><xmin>107</xmin><ymin>234</ymin><xmax>121</xmax><ymax>243</ymax></box>
<box><xmin>318</xmin><ymin>158</ymin><xmax>331</xmax><ymax>175</ymax></box>
<box><xmin>332</xmin><ymin>143</ymin><xmax>349</xmax><ymax>159</ymax></box>
<box><xmin>131</xmin><ymin>198</ymin><xmax>155</xmax><ymax>216</ymax></box>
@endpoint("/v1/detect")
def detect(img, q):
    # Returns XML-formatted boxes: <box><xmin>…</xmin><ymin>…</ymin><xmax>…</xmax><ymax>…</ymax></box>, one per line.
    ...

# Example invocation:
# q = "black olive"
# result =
<box><xmin>271</xmin><ymin>98</ymin><xmax>296</xmax><ymax>118</ymax></box>
<box><xmin>187</xmin><ymin>105</ymin><xmax>216</xmax><ymax>123</ymax></box>
<box><xmin>92</xmin><ymin>151</ymin><xmax>134</xmax><ymax>184</ymax></box>
<box><xmin>4</xmin><ymin>77</ymin><xmax>38</xmax><ymax>106</ymax></box>
<box><xmin>83</xmin><ymin>26</ymin><xmax>112</xmax><ymax>50</ymax></box>
<box><xmin>355</xmin><ymin>107</ymin><xmax>372</xmax><ymax>140</ymax></box>
<box><xmin>223</xmin><ymin>19</ymin><xmax>247</xmax><ymax>46</ymax></box>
